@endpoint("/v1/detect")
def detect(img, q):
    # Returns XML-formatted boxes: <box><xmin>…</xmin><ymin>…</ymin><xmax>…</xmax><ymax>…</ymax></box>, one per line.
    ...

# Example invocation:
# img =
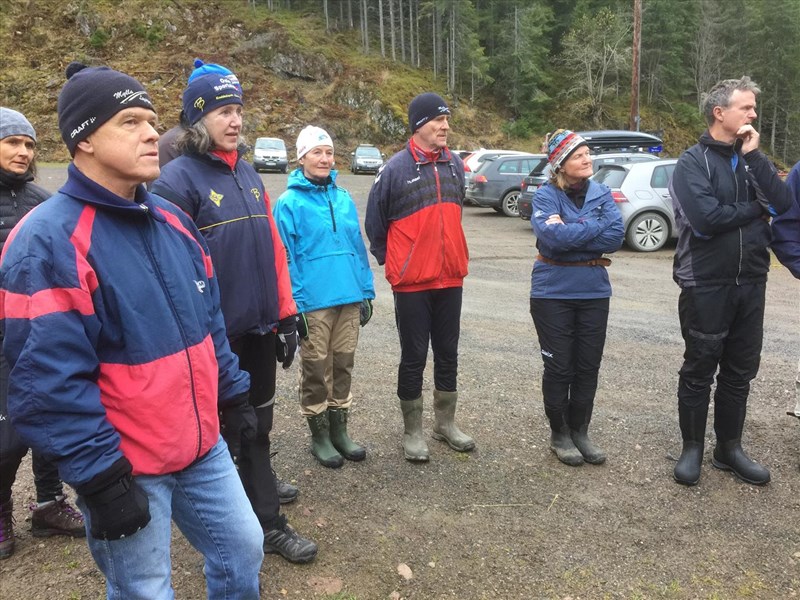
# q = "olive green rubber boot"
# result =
<box><xmin>306</xmin><ymin>412</ymin><xmax>344</xmax><ymax>468</ymax></box>
<box><xmin>328</xmin><ymin>407</ymin><xmax>366</xmax><ymax>462</ymax></box>
<box><xmin>400</xmin><ymin>397</ymin><xmax>429</xmax><ymax>462</ymax></box>
<box><xmin>432</xmin><ymin>390</ymin><xmax>475</xmax><ymax>452</ymax></box>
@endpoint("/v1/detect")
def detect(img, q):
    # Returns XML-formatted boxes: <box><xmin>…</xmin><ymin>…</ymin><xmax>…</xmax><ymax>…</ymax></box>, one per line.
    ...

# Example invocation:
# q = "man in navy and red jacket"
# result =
<box><xmin>0</xmin><ymin>63</ymin><xmax>263</xmax><ymax>598</ymax></box>
<box><xmin>365</xmin><ymin>92</ymin><xmax>474</xmax><ymax>462</ymax></box>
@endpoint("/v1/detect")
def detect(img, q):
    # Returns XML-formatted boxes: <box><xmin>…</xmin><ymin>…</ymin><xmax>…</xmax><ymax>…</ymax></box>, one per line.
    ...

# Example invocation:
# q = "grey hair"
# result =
<box><xmin>548</xmin><ymin>168</ymin><xmax>578</xmax><ymax>191</ymax></box>
<box><xmin>174</xmin><ymin>118</ymin><xmax>244</xmax><ymax>155</ymax></box>
<box><xmin>702</xmin><ymin>76</ymin><xmax>761</xmax><ymax>126</ymax></box>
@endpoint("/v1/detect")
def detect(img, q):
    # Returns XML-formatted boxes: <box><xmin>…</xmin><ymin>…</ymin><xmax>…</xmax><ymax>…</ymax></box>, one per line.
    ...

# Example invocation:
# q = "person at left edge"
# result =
<box><xmin>151</xmin><ymin>61</ymin><xmax>317</xmax><ymax>564</ymax></box>
<box><xmin>0</xmin><ymin>62</ymin><xmax>263</xmax><ymax>599</ymax></box>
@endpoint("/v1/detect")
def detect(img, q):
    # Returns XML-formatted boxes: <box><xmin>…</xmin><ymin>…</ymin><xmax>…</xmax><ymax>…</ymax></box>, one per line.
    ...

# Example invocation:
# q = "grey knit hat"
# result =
<box><xmin>0</xmin><ymin>107</ymin><xmax>37</xmax><ymax>142</ymax></box>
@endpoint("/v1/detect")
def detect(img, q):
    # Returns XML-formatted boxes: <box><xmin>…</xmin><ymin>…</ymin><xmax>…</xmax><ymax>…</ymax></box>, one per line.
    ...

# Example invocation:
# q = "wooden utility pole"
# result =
<box><xmin>629</xmin><ymin>0</ymin><xmax>642</xmax><ymax>131</ymax></box>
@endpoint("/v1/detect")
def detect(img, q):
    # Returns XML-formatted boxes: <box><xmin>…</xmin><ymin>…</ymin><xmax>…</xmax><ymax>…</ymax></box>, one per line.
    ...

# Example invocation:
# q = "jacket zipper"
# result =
<box><xmin>733</xmin><ymin>160</ymin><xmax>742</xmax><ymax>285</ymax></box>
<box><xmin>325</xmin><ymin>186</ymin><xmax>337</xmax><ymax>232</ymax></box>
<box><xmin>139</xmin><ymin>212</ymin><xmax>203</xmax><ymax>458</ymax></box>
<box><xmin>433</xmin><ymin>163</ymin><xmax>445</xmax><ymax>285</ymax></box>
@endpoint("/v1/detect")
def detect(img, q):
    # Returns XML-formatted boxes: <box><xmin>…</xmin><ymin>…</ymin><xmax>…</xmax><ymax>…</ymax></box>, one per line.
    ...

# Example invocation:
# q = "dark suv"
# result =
<box><xmin>464</xmin><ymin>154</ymin><xmax>547</xmax><ymax>217</ymax></box>
<box><xmin>350</xmin><ymin>144</ymin><xmax>385</xmax><ymax>174</ymax></box>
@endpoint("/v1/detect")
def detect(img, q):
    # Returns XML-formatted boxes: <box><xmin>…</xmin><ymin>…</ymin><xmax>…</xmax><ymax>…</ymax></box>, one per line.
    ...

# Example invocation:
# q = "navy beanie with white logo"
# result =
<box><xmin>408</xmin><ymin>92</ymin><xmax>451</xmax><ymax>134</ymax></box>
<box><xmin>181</xmin><ymin>62</ymin><xmax>243</xmax><ymax>126</ymax></box>
<box><xmin>57</xmin><ymin>62</ymin><xmax>155</xmax><ymax>156</ymax></box>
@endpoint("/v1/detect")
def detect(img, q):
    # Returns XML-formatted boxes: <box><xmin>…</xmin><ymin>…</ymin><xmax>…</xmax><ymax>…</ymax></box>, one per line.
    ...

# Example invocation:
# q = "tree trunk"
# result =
<box><xmin>379</xmin><ymin>0</ymin><xmax>385</xmax><ymax>58</ymax></box>
<box><xmin>389</xmin><ymin>0</ymin><xmax>396</xmax><ymax>61</ymax></box>
<box><xmin>399</xmin><ymin>0</ymin><xmax>406</xmax><ymax>63</ymax></box>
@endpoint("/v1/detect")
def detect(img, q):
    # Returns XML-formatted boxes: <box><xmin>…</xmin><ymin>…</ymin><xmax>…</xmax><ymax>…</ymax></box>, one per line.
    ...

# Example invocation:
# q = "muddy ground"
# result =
<box><xmin>1</xmin><ymin>168</ymin><xmax>799</xmax><ymax>600</ymax></box>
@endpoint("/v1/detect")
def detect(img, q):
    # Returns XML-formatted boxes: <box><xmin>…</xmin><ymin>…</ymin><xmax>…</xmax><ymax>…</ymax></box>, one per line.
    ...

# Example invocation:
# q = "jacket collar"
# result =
<box><xmin>286</xmin><ymin>168</ymin><xmax>338</xmax><ymax>191</ymax></box>
<box><xmin>60</xmin><ymin>163</ymin><xmax>165</xmax><ymax>221</ymax></box>
<box><xmin>407</xmin><ymin>139</ymin><xmax>453</xmax><ymax>165</ymax></box>
<box><xmin>699</xmin><ymin>130</ymin><xmax>744</xmax><ymax>158</ymax></box>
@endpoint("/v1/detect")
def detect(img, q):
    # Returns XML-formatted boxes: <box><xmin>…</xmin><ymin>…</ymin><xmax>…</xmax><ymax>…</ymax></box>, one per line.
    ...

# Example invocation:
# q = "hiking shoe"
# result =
<box><xmin>31</xmin><ymin>498</ymin><xmax>85</xmax><ymax>538</ymax></box>
<box><xmin>263</xmin><ymin>515</ymin><xmax>317</xmax><ymax>564</ymax></box>
<box><xmin>0</xmin><ymin>500</ymin><xmax>15</xmax><ymax>560</ymax></box>
<box><xmin>274</xmin><ymin>472</ymin><xmax>299</xmax><ymax>505</ymax></box>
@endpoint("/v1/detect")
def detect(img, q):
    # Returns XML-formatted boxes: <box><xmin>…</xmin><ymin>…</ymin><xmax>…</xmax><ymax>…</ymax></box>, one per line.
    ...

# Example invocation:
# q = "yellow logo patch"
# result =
<box><xmin>193</xmin><ymin>97</ymin><xmax>205</xmax><ymax>112</ymax></box>
<box><xmin>209</xmin><ymin>189</ymin><xmax>224</xmax><ymax>206</ymax></box>
<box><xmin>251</xmin><ymin>188</ymin><xmax>261</xmax><ymax>202</ymax></box>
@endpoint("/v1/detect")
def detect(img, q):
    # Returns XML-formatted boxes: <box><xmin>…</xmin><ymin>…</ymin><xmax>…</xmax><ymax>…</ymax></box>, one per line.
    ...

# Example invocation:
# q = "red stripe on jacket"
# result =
<box><xmin>157</xmin><ymin>207</ymin><xmax>214</xmax><ymax>279</ymax></box>
<box><xmin>98</xmin><ymin>334</ymin><xmax>221</xmax><ymax>476</ymax></box>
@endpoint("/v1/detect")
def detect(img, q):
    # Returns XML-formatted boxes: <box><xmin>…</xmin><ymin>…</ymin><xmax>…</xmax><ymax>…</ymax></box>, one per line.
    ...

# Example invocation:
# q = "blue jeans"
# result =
<box><xmin>78</xmin><ymin>437</ymin><xmax>263</xmax><ymax>600</ymax></box>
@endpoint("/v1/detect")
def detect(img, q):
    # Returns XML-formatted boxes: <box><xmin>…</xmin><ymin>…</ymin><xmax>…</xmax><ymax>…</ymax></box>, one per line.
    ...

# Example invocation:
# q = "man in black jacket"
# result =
<box><xmin>670</xmin><ymin>76</ymin><xmax>792</xmax><ymax>487</ymax></box>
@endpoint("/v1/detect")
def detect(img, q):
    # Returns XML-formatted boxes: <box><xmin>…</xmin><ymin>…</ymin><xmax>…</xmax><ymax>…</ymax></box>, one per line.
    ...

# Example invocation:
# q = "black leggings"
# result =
<box><xmin>226</xmin><ymin>333</ymin><xmax>280</xmax><ymax>530</ymax></box>
<box><xmin>530</xmin><ymin>297</ymin><xmax>609</xmax><ymax>430</ymax></box>
<box><xmin>394</xmin><ymin>287</ymin><xmax>462</xmax><ymax>400</ymax></box>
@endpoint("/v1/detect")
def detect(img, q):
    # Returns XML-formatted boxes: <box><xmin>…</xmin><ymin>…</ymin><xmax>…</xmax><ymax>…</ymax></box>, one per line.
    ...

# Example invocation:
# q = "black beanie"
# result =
<box><xmin>57</xmin><ymin>62</ymin><xmax>155</xmax><ymax>156</ymax></box>
<box><xmin>408</xmin><ymin>92</ymin><xmax>451</xmax><ymax>133</ymax></box>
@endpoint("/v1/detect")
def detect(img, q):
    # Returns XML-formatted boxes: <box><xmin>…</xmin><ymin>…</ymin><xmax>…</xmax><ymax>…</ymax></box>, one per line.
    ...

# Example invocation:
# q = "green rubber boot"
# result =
<box><xmin>306</xmin><ymin>412</ymin><xmax>344</xmax><ymax>468</ymax></box>
<box><xmin>432</xmin><ymin>390</ymin><xmax>475</xmax><ymax>452</ymax></box>
<box><xmin>400</xmin><ymin>397</ymin><xmax>429</xmax><ymax>462</ymax></box>
<box><xmin>328</xmin><ymin>407</ymin><xmax>366</xmax><ymax>462</ymax></box>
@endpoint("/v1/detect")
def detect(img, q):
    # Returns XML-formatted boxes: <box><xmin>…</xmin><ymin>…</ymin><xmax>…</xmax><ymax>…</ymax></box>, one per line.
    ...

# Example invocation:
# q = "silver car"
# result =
<box><xmin>592</xmin><ymin>159</ymin><xmax>678</xmax><ymax>252</ymax></box>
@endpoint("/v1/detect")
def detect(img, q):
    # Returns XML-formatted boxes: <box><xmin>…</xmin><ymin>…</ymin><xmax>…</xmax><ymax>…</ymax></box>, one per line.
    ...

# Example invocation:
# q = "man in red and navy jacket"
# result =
<box><xmin>365</xmin><ymin>92</ymin><xmax>475</xmax><ymax>463</ymax></box>
<box><xmin>0</xmin><ymin>63</ymin><xmax>263</xmax><ymax>598</ymax></box>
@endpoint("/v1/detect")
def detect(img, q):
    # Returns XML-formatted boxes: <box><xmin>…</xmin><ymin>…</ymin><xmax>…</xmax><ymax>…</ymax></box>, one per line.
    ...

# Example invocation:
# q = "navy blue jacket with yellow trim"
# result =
<box><xmin>152</xmin><ymin>150</ymin><xmax>296</xmax><ymax>338</ymax></box>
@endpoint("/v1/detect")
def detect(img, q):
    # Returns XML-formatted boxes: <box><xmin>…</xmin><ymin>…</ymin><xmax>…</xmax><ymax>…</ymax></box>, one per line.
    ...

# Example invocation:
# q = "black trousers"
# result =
<box><xmin>677</xmin><ymin>284</ymin><xmax>765</xmax><ymax>427</ymax></box>
<box><xmin>0</xmin><ymin>347</ymin><xmax>64</xmax><ymax>505</ymax></box>
<box><xmin>530</xmin><ymin>297</ymin><xmax>609</xmax><ymax>431</ymax></box>
<box><xmin>394</xmin><ymin>287</ymin><xmax>462</xmax><ymax>401</ymax></box>
<box><xmin>227</xmin><ymin>333</ymin><xmax>280</xmax><ymax>531</ymax></box>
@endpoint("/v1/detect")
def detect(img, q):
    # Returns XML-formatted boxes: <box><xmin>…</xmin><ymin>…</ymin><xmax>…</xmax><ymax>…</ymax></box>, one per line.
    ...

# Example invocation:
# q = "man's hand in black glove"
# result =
<box><xmin>275</xmin><ymin>316</ymin><xmax>299</xmax><ymax>369</ymax></box>
<box><xmin>359</xmin><ymin>299</ymin><xmax>373</xmax><ymax>327</ymax></box>
<box><xmin>220</xmin><ymin>393</ymin><xmax>257</xmax><ymax>464</ymax></box>
<box><xmin>296</xmin><ymin>313</ymin><xmax>309</xmax><ymax>339</ymax></box>
<box><xmin>76</xmin><ymin>456</ymin><xmax>150</xmax><ymax>541</ymax></box>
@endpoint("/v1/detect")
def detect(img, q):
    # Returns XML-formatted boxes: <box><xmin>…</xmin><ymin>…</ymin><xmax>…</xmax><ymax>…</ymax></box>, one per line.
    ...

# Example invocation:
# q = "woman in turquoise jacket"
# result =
<box><xmin>273</xmin><ymin>126</ymin><xmax>375</xmax><ymax>469</ymax></box>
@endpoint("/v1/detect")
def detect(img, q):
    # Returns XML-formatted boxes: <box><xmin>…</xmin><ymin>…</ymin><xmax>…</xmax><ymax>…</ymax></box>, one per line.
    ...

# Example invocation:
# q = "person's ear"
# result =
<box><xmin>712</xmin><ymin>105</ymin><xmax>725</xmax><ymax>122</ymax></box>
<box><xmin>76</xmin><ymin>137</ymin><xmax>94</xmax><ymax>155</ymax></box>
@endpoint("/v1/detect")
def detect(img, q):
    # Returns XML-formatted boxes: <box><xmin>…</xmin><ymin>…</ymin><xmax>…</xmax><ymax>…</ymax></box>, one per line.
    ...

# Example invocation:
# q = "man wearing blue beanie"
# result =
<box><xmin>365</xmin><ymin>92</ymin><xmax>475</xmax><ymax>462</ymax></box>
<box><xmin>1</xmin><ymin>62</ymin><xmax>264</xmax><ymax>598</ymax></box>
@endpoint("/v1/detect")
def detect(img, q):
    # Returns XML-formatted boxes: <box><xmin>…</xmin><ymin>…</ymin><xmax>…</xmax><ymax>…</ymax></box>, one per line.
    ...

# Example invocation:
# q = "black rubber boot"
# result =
<box><xmin>712</xmin><ymin>403</ymin><xmax>769</xmax><ymax>485</ymax></box>
<box><xmin>305</xmin><ymin>412</ymin><xmax>344</xmax><ymax>469</ymax></box>
<box><xmin>328</xmin><ymin>407</ymin><xmax>366</xmax><ymax>462</ymax></box>
<box><xmin>0</xmin><ymin>500</ymin><xmax>14</xmax><ymax>560</ymax></box>
<box><xmin>568</xmin><ymin>404</ymin><xmax>605</xmax><ymax>465</ymax></box>
<box><xmin>674</xmin><ymin>405</ymin><xmax>708</xmax><ymax>486</ymax></box>
<box><xmin>550</xmin><ymin>424</ymin><xmax>584</xmax><ymax>466</ymax></box>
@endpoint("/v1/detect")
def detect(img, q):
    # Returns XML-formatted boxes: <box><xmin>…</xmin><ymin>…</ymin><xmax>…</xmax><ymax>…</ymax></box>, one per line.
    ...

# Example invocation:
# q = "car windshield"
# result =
<box><xmin>592</xmin><ymin>166</ymin><xmax>628</xmax><ymax>188</ymax></box>
<box><xmin>255</xmin><ymin>139</ymin><xmax>283</xmax><ymax>150</ymax></box>
<box><xmin>357</xmin><ymin>146</ymin><xmax>381</xmax><ymax>158</ymax></box>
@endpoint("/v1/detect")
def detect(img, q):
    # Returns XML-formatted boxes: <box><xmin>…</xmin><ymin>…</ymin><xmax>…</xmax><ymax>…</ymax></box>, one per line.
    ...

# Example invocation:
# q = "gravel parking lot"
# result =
<box><xmin>2</xmin><ymin>166</ymin><xmax>798</xmax><ymax>599</ymax></box>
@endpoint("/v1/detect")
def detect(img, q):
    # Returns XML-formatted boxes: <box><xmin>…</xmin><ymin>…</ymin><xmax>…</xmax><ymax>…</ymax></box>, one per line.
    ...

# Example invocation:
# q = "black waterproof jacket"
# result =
<box><xmin>0</xmin><ymin>170</ymin><xmax>49</xmax><ymax>250</ymax></box>
<box><xmin>670</xmin><ymin>132</ymin><xmax>792</xmax><ymax>287</ymax></box>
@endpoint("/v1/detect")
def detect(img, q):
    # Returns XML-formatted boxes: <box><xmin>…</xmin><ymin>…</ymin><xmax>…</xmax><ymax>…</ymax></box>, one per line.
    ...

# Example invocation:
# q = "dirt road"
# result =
<box><xmin>1</xmin><ymin>167</ymin><xmax>798</xmax><ymax>599</ymax></box>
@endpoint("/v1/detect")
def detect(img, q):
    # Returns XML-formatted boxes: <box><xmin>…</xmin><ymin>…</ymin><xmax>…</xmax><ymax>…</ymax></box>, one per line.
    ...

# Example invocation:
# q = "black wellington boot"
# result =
<box><xmin>673</xmin><ymin>405</ymin><xmax>708</xmax><ymax>486</ymax></box>
<box><xmin>712</xmin><ymin>404</ymin><xmax>770</xmax><ymax>485</ymax></box>
<box><xmin>568</xmin><ymin>403</ymin><xmax>606</xmax><ymax>465</ymax></box>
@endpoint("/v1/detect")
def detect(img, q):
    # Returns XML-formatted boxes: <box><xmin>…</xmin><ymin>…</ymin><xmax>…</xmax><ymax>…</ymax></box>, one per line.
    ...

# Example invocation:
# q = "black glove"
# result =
<box><xmin>359</xmin><ymin>299</ymin><xmax>373</xmax><ymax>327</ymax></box>
<box><xmin>296</xmin><ymin>313</ymin><xmax>309</xmax><ymax>339</ymax></box>
<box><xmin>275</xmin><ymin>316</ymin><xmax>299</xmax><ymax>369</ymax></box>
<box><xmin>220</xmin><ymin>393</ymin><xmax>258</xmax><ymax>464</ymax></box>
<box><xmin>76</xmin><ymin>457</ymin><xmax>150</xmax><ymax>541</ymax></box>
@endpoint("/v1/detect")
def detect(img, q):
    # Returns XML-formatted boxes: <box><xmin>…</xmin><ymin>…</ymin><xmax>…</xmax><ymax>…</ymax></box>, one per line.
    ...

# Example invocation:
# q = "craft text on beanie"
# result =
<box><xmin>182</xmin><ymin>61</ymin><xmax>243</xmax><ymax>126</ymax></box>
<box><xmin>0</xmin><ymin>107</ymin><xmax>37</xmax><ymax>142</ymax></box>
<box><xmin>296</xmin><ymin>126</ymin><xmax>334</xmax><ymax>161</ymax></box>
<box><xmin>57</xmin><ymin>62</ymin><xmax>155</xmax><ymax>156</ymax></box>
<box><xmin>547</xmin><ymin>129</ymin><xmax>588</xmax><ymax>172</ymax></box>
<box><xmin>408</xmin><ymin>92</ymin><xmax>450</xmax><ymax>134</ymax></box>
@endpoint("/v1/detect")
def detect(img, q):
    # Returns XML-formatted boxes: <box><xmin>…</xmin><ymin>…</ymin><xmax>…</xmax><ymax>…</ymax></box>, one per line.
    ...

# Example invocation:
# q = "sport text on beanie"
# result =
<box><xmin>0</xmin><ymin>107</ymin><xmax>37</xmax><ymax>142</ymax></box>
<box><xmin>182</xmin><ymin>61</ymin><xmax>243</xmax><ymax>126</ymax></box>
<box><xmin>57</xmin><ymin>62</ymin><xmax>155</xmax><ymax>156</ymax></box>
<box><xmin>547</xmin><ymin>129</ymin><xmax>588</xmax><ymax>172</ymax></box>
<box><xmin>296</xmin><ymin>126</ymin><xmax>334</xmax><ymax>161</ymax></box>
<box><xmin>408</xmin><ymin>92</ymin><xmax>450</xmax><ymax>134</ymax></box>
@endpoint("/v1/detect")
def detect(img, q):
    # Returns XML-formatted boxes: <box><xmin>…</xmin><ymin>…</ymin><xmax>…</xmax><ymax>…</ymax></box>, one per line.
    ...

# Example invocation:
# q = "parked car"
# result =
<box><xmin>578</xmin><ymin>130</ymin><xmax>663</xmax><ymax>154</ymax></box>
<box><xmin>252</xmin><ymin>137</ymin><xmax>288</xmax><ymax>173</ymax></box>
<box><xmin>350</xmin><ymin>144</ymin><xmax>385</xmax><ymax>174</ymax></box>
<box><xmin>518</xmin><ymin>152</ymin><xmax>661</xmax><ymax>220</ymax></box>
<box><xmin>464</xmin><ymin>153</ymin><xmax>546</xmax><ymax>217</ymax></box>
<box><xmin>462</xmin><ymin>149</ymin><xmax>532</xmax><ymax>190</ymax></box>
<box><xmin>591</xmin><ymin>159</ymin><xmax>678</xmax><ymax>252</ymax></box>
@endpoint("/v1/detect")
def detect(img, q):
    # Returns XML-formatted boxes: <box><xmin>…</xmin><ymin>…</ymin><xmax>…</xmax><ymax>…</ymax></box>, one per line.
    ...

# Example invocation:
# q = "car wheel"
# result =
<box><xmin>626</xmin><ymin>211</ymin><xmax>669</xmax><ymax>252</ymax></box>
<box><xmin>501</xmin><ymin>190</ymin><xmax>520</xmax><ymax>217</ymax></box>
<box><xmin>281</xmin><ymin>166</ymin><xmax>288</xmax><ymax>174</ymax></box>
